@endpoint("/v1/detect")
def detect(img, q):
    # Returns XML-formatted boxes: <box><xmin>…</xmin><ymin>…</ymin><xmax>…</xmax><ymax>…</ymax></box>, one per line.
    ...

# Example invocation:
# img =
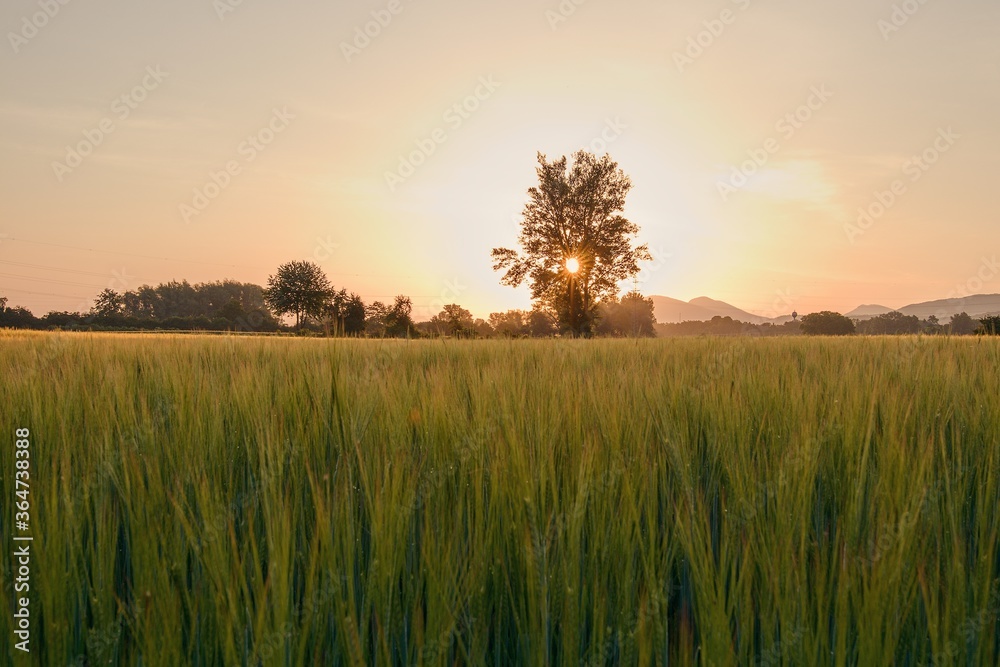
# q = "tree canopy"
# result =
<box><xmin>855</xmin><ymin>311</ymin><xmax>920</xmax><ymax>335</ymax></box>
<box><xmin>491</xmin><ymin>151</ymin><xmax>650</xmax><ymax>336</ymax></box>
<box><xmin>263</xmin><ymin>260</ymin><xmax>333</xmax><ymax>329</ymax></box>
<box><xmin>801</xmin><ymin>311</ymin><xmax>856</xmax><ymax>336</ymax></box>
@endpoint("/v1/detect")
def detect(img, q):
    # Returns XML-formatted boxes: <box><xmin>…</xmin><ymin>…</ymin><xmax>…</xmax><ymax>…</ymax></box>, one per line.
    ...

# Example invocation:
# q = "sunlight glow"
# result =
<box><xmin>565</xmin><ymin>257</ymin><xmax>580</xmax><ymax>274</ymax></box>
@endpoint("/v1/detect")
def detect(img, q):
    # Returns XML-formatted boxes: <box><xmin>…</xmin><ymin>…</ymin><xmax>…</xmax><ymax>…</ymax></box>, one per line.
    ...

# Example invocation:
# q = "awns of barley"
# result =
<box><xmin>0</xmin><ymin>331</ymin><xmax>998</xmax><ymax>665</ymax></box>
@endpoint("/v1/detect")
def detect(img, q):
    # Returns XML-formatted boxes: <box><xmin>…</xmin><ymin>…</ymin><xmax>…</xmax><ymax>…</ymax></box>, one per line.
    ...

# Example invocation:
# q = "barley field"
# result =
<box><xmin>1</xmin><ymin>331</ymin><xmax>999</xmax><ymax>666</ymax></box>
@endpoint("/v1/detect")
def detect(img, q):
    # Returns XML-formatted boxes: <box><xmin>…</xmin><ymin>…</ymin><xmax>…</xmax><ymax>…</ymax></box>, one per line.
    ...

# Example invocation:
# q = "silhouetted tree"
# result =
<box><xmin>472</xmin><ymin>318</ymin><xmax>493</xmax><ymax>338</ymax></box>
<box><xmin>977</xmin><ymin>315</ymin><xmax>1000</xmax><ymax>335</ymax></box>
<box><xmin>92</xmin><ymin>289</ymin><xmax>123</xmax><ymax>317</ymax></box>
<box><xmin>263</xmin><ymin>260</ymin><xmax>333</xmax><ymax>329</ymax></box>
<box><xmin>801</xmin><ymin>311</ymin><xmax>855</xmax><ymax>336</ymax></box>
<box><xmin>491</xmin><ymin>151</ymin><xmax>651</xmax><ymax>336</ymax></box>
<box><xmin>922</xmin><ymin>315</ymin><xmax>942</xmax><ymax>335</ymax></box>
<box><xmin>429</xmin><ymin>304</ymin><xmax>475</xmax><ymax>337</ymax></box>
<box><xmin>488</xmin><ymin>310</ymin><xmax>531</xmax><ymax>338</ymax></box>
<box><xmin>325</xmin><ymin>289</ymin><xmax>367</xmax><ymax>336</ymax></box>
<box><xmin>528</xmin><ymin>309</ymin><xmax>558</xmax><ymax>337</ymax></box>
<box><xmin>596</xmin><ymin>291</ymin><xmax>656</xmax><ymax>337</ymax></box>
<box><xmin>365</xmin><ymin>301</ymin><xmax>390</xmax><ymax>337</ymax></box>
<box><xmin>0</xmin><ymin>304</ymin><xmax>38</xmax><ymax>328</ymax></box>
<box><xmin>948</xmin><ymin>312</ymin><xmax>978</xmax><ymax>335</ymax></box>
<box><xmin>856</xmin><ymin>311</ymin><xmax>920</xmax><ymax>335</ymax></box>
<box><xmin>385</xmin><ymin>295</ymin><xmax>416</xmax><ymax>338</ymax></box>
<box><xmin>217</xmin><ymin>298</ymin><xmax>245</xmax><ymax>323</ymax></box>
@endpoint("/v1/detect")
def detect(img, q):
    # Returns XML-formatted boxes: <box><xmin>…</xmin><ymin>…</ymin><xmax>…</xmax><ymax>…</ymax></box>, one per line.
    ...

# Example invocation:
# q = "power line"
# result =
<box><xmin>0</xmin><ymin>287</ymin><xmax>93</xmax><ymax>300</ymax></box>
<box><xmin>2</xmin><ymin>237</ymin><xmax>272</xmax><ymax>272</ymax></box>
<box><xmin>0</xmin><ymin>272</ymin><xmax>109</xmax><ymax>289</ymax></box>
<box><xmin>1</xmin><ymin>237</ymin><xmax>423</xmax><ymax>280</ymax></box>
<box><xmin>0</xmin><ymin>259</ymin><xmax>120</xmax><ymax>279</ymax></box>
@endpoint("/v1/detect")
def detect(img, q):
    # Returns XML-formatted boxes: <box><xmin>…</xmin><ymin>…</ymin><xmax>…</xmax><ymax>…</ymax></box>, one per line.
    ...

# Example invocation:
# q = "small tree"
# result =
<box><xmin>949</xmin><ymin>312</ymin><xmax>978</xmax><ymax>335</ymax></box>
<box><xmin>976</xmin><ymin>315</ymin><xmax>1000</xmax><ymax>335</ymax></box>
<box><xmin>856</xmin><ymin>311</ymin><xmax>920</xmax><ymax>335</ymax></box>
<box><xmin>91</xmin><ymin>289</ymin><xmax>123</xmax><ymax>318</ymax></box>
<box><xmin>596</xmin><ymin>291</ymin><xmax>656</xmax><ymax>337</ymax></box>
<box><xmin>430</xmin><ymin>304</ymin><xmax>475</xmax><ymax>337</ymax></box>
<box><xmin>263</xmin><ymin>260</ymin><xmax>333</xmax><ymax>329</ymax></box>
<box><xmin>528</xmin><ymin>309</ymin><xmax>557</xmax><ymax>337</ymax></box>
<box><xmin>472</xmin><ymin>318</ymin><xmax>494</xmax><ymax>338</ymax></box>
<box><xmin>218</xmin><ymin>299</ymin><xmax>245</xmax><ymax>323</ymax></box>
<box><xmin>922</xmin><ymin>315</ymin><xmax>941</xmax><ymax>335</ymax></box>
<box><xmin>385</xmin><ymin>296</ymin><xmax>416</xmax><ymax>338</ymax></box>
<box><xmin>488</xmin><ymin>310</ymin><xmax>531</xmax><ymax>338</ymax></box>
<box><xmin>324</xmin><ymin>289</ymin><xmax>366</xmax><ymax>336</ymax></box>
<box><xmin>365</xmin><ymin>301</ymin><xmax>390</xmax><ymax>337</ymax></box>
<box><xmin>800</xmin><ymin>311</ymin><xmax>855</xmax><ymax>336</ymax></box>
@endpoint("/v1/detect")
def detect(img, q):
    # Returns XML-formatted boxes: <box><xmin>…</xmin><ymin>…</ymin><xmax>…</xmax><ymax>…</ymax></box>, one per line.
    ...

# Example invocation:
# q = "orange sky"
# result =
<box><xmin>1</xmin><ymin>0</ymin><xmax>998</xmax><ymax>320</ymax></box>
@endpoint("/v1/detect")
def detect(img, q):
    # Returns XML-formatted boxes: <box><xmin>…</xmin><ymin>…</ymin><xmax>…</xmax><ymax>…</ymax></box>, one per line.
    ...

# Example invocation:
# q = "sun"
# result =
<box><xmin>565</xmin><ymin>257</ymin><xmax>580</xmax><ymax>274</ymax></box>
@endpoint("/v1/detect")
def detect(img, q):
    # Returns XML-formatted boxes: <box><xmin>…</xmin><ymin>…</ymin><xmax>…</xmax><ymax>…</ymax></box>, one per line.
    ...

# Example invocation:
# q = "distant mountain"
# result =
<box><xmin>650</xmin><ymin>295</ymin><xmax>780</xmax><ymax>325</ymax></box>
<box><xmin>688</xmin><ymin>297</ymin><xmax>764</xmax><ymax>322</ymax></box>
<box><xmin>846</xmin><ymin>294</ymin><xmax>1000</xmax><ymax>321</ymax></box>
<box><xmin>650</xmin><ymin>292</ymin><xmax>1000</xmax><ymax>326</ymax></box>
<box><xmin>845</xmin><ymin>304</ymin><xmax>894</xmax><ymax>319</ymax></box>
<box><xmin>897</xmin><ymin>294</ymin><xmax>1000</xmax><ymax>320</ymax></box>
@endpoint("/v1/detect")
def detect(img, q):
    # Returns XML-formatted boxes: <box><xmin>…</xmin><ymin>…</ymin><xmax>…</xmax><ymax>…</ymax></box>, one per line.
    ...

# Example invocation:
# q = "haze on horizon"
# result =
<box><xmin>1</xmin><ymin>0</ymin><xmax>997</xmax><ymax>321</ymax></box>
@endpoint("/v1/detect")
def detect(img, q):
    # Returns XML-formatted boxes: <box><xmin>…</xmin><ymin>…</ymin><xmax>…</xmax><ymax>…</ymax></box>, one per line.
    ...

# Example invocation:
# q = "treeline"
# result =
<box><xmin>6</xmin><ymin>265</ymin><xmax>994</xmax><ymax>338</ymax></box>
<box><xmin>656</xmin><ymin>317</ymin><xmax>803</xmax><ymax>337</ymax></box>
<box><xmin>654</xmin><ymin>311</ymin><xmax>995</xmax><ymax>337</ymax></box>
<box><xmin>0</xmin><ymin>272</ymin><xmax>658</xmax><ymax>338</ymax></box>
<box><xmin>799</xmin><ymin>310</ymin><xmax>994</xmax><ymax>336</ymax></box>
<box><xmin>0</xmin><ymin>281</ymin><xmax>283</xmax><ymax>332</ymax></box>
<box><xmin>417</xmin><ymin>293</ymin><xmax>657</xmax><ymax>338</ymax></box>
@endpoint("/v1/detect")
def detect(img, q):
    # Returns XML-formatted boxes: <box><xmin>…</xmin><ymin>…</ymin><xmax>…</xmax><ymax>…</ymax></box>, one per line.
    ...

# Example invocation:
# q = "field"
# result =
<box><xmin>2</xmin><ymin>331</ymin><xmax>999</xmax><ymax>666</ymax></box>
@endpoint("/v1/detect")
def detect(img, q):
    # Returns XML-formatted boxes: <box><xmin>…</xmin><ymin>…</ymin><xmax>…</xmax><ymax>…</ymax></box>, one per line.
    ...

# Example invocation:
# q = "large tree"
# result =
<box><xmin>801</xmin><ymin>311</ymin><xmax>856</xmax><ymax>336</ymax></box>
<box><xmin>263</xmin><ymin>260</ymin><xmax>333</xmax><ymax>329</ymax></box>
<box><xmin>491</xmin><ymin>151</ymin><xmax>650</xmax><ymax>336</ymax></box>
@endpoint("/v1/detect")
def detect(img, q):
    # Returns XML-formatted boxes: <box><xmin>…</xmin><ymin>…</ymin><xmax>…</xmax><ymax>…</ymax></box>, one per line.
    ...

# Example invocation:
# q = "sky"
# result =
<box><xmin>1</xmin><ymin>0</ymin><xmax>998</xmax><ymax>320</ymax></box>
